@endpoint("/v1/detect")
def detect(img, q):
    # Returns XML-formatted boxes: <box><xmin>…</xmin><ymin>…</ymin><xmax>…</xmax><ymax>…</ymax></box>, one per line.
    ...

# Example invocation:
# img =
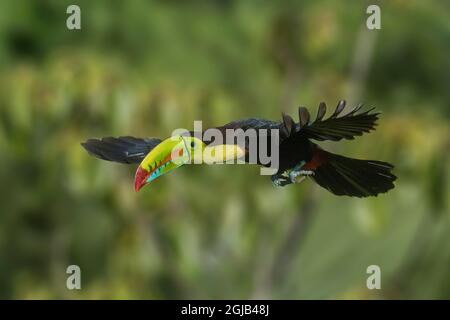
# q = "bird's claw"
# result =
<box><xmin>271</xmin><ymin>169</ymin><xmax>314</xmax><ymax>187</ymax></box>
<box><xmin>289</xmin><ymin>169</ymin><xmax>314</xmax><ymax>183</ymax></box>
<box><xmin>271</xmin><ymin>175</ymin><xmax>291</xmax><ymax>187</ymax></box>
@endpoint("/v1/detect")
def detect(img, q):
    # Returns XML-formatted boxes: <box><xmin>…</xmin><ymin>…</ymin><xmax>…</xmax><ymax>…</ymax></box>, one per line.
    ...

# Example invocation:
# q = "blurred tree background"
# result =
<box><xmin>0</xmin><ymin>0</ymin><xmax>449</xmax><ymax>299</ymax></box>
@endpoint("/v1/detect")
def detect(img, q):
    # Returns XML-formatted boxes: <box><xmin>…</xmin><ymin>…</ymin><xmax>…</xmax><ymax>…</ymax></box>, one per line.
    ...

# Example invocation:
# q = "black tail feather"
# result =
<box><xmin>311</xmin><ymin>150</ymin><xmax>396</xmax><ymax>197</ymax></box>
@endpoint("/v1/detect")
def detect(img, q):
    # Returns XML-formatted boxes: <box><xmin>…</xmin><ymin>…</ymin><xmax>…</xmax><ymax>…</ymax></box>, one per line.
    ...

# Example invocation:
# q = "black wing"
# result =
<box><xmin>81</xmin><ymin>136</ymin><xmax>162</xmax><ymax>164</ymax></box>
<box><xmin>217</xmin><ymin>100</ymin><xmax>378</xmax><ymax>143</ymax></box>
<box><xmin>293</xmin><ymin>100</ymin><xmax>379</xmax><ymax>141</ymax></box>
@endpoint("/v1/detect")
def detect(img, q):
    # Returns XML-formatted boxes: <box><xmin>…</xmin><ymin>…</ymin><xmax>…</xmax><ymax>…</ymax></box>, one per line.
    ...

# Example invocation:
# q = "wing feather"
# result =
<box><xmin>81</xmin><ymin>136</ymin><xmax>161</xmax><ymax>164</ymax></box>
<box><xmin>297</xmin><ymin>101</ymin><xmax>380</xmax><ymax>141</ymax></box>
<box><xmin>207</xmin><ymin>100</ymin><xmax>380</xmax><ymax>144</ymax></box>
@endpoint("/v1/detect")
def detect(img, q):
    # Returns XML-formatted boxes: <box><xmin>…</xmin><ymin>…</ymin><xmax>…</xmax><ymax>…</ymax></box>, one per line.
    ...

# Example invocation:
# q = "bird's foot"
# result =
<box><xmin>271</xmin><ymin>164</ymin><xmax>315</xmax><ymax>187</ymax></box>
<box><xmin>271</xmin><ymin>171</ymin><xmax>292</xmax><ymax>187</ymax></box>
<box><xmin>289</xmin><ymin>169</ymin><xmax>314</xmax><ymax>184</ymax></box>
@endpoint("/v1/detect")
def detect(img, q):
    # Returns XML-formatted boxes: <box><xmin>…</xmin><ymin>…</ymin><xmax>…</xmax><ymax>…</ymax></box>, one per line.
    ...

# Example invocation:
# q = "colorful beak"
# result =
<box><xmin>134</xmin><ymin>136</ymin><xmax>190</xmax><ymax>192</ymax></box>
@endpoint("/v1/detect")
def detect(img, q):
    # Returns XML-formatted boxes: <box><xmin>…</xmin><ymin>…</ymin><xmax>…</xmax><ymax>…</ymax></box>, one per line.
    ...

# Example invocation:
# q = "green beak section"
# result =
<box><xmin>134</xmin><ymin>136</ymin><xmax>190</xmax><ymax>191</ymax></box>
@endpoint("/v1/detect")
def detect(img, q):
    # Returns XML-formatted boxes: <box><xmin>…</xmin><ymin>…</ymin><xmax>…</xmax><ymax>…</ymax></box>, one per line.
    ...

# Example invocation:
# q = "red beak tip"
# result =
<box><xmin>134</xmin><ymin>166</ymin><xmax>150</xmax><ymax>193</ymax></box>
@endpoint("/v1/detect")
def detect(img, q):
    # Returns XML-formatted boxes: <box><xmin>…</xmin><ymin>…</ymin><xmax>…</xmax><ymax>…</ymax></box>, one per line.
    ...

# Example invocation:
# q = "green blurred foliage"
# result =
<box><xmin>0</xmin><ymin>0</ymin><xmax>449</xmax><ymax>299</ymax></box>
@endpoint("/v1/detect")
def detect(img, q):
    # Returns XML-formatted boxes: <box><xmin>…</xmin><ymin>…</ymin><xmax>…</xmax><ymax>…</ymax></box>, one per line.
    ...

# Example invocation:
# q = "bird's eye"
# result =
<box><xmin>190</xmin><ymin>141</ymin><xmax>196</xmax><ymax>148</ymax></box>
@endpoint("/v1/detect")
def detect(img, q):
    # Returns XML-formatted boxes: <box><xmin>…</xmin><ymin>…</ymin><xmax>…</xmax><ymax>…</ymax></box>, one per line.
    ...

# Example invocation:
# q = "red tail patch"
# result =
<box><xmin>302</xmin><ymin>148</ymin><xmax>329</xmax><ymax>170</ymax></box>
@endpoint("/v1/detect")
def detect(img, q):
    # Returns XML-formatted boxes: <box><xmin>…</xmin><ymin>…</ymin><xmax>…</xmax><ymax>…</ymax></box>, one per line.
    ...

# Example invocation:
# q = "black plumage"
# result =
<box><xmin>81</xmin><ymin>100</ymin><xmax>396</xmax><ymax>197</ymax></box>
<box><xmin>81</xmin><ymin>136</ymin><xmax>161</xmax><ymax>164</ymax></box>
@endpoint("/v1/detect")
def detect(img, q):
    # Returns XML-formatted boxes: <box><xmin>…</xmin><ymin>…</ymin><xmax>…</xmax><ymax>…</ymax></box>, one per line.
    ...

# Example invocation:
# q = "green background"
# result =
<box><xmin>0</xmin><ymin>0</ymin><xmax>449</xmax><ymax>299</ymax></box>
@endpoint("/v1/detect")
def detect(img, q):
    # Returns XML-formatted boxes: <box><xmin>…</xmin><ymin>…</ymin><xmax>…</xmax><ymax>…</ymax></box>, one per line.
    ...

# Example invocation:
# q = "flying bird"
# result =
<box><xmin>81</xmin><ymin>100</ymin><xmax>396</xmax><ymax>197</ymax></box>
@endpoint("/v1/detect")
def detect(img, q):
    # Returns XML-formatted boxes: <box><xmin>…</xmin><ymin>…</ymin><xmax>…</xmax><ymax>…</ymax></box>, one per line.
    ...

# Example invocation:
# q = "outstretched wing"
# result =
<box><xmin>217</xmin><ymin>100</ymin><xmax>379</xmax><ymax>143</ymax></box>
<box><xmin>292</xmin><ymin>100</ymin><xmax>380</xmax><ymax>141</ymax></box>
<box><xmin>81</xmin><ymin>136</ymin><xmax>162</xmax><ymax>164</ymax></box>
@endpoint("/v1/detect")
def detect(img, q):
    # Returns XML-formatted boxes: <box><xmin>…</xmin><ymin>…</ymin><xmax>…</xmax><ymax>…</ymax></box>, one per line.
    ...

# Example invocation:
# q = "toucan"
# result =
<box><xmin>81</xmin><ymin>100</ymin><xmax>396</xmax><ymax>197</ymax></box>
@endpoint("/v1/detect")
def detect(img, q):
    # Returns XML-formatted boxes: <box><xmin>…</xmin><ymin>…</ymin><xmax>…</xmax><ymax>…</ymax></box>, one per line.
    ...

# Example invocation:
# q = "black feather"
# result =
<box><xmin>299</xmin><ymin>102</ymin><xmax>380</xmax><ymax>141</ymax></box>
<box><xmin>212</xmin><ymin>101</ymin><xmax>380</xmax><ymax>145</ymax></box>
<box><xmin>316</xmin><ymin>102</ymin><xmax>327</xmax><ymax>121</ymax></box>
<box><xmin>298</xmin><ymin>107</ymin><xmax>311</xmax><ymax>128</ymax></box>
<box><xmin>311</xmin><ymin>150</ymin><xmax>396</xmax><ymax>197</ymax></box>
<box><xmin>282</xmin><ymin>112</ymin><xmax>296</xmax><ymax>136</ymax></box>
<box><xmin>331</xmin><ymin>100</ymin><xmax>346</xmax><ymax>118</ymax></box>
<box><xmin>81</xmin><ymin>136</ymin><xmax>161</xmax><ymax>164</ymax></box>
